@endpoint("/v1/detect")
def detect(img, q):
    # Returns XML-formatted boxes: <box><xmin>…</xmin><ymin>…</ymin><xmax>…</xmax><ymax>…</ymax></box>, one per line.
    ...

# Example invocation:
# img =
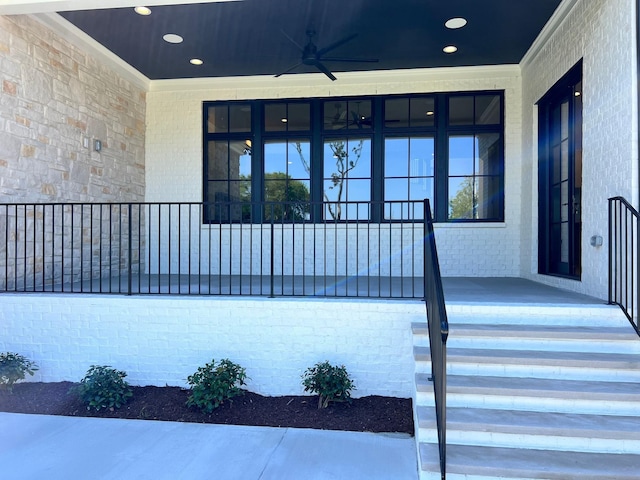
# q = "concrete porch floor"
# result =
<box><xmin>6</xmin><ymin>275</ymin><xmax>608</xmax><ymax>305</ymax></box>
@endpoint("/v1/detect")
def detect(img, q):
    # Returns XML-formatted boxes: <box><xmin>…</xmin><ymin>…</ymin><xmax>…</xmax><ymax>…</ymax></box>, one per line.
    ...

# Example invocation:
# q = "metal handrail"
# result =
<box><xmin>0</xmin><ymin>200</ymin><xmax>427</xmax><ymax>298</ymax></box>
<box><xmin>423</xmin><ymin>198</ymin><xmax>449</xmax><ymax>479</ymax></box>
<box><xmin>608</xmin><ymin>196</ymin><xmax>640</xmax><ymax>335</ymax></box>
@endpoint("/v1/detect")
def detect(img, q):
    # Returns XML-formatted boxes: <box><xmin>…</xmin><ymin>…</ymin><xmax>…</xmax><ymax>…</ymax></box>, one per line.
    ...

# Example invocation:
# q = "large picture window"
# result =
<box><xmin>203</xmin><ymin>92</ymin><xmax>504</xmax><ymax>223</ymax></box>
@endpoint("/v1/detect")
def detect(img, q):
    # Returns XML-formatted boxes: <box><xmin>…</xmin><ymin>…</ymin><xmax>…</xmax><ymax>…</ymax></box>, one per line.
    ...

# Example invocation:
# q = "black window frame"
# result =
<box><xmin>203</xmin><ymin>91</ymin><xmax>505</xmax><ymax>224</ymax></box>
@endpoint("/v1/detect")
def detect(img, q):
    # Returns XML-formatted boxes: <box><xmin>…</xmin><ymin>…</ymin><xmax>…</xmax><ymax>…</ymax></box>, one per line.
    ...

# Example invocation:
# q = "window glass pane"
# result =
<box><xmin>229</xmin><ymin>103</ymin><xmax>251</xmax><ymax>132</ymax></box>
<box><xmin>288</xmin><ymin>103</ymin><xmax>310</xmax><ymax>131</ymax></box>
<box><xmin>208</xmin><ymin>141</ymin><xmax>228</xmax><ymax>180</ymax></box>
<box><xmin>287</xmin><ymin>141</ymin><xmax>311</xmax><ymax>178</ymax></box>
<box><xmin>410</xmin><ymin>137</ymin><xmax>435</xmax><ymax>176</ymax></box>
<box><xmin>265</xmin><ymin>104</ymin><xmax>287</xmax><ymax>132</ymax></box>
<box><xmin>475</xmin><ymin>95</ymin><xmax>500</xmax><ymax>125</ymax></box>
<box><xmin>476</xmin><ymin>133</ymin><xmax>500</xmax><ymax>175</ymax></box>
<box><xmin>324</xmin><ymin>101</ymin><xmax>348</xmax><ymax>130</ymax></box>
<box><xmin>410</xmin><ymin>97</ymin><xmax>435</xmax><ymax>127</ymax></box>
<box><xmin>475</xmin><ymin>176</ymin><xmax>501</xmax><ymax>219</ymax></box>
<box><xmin>449</xmin><ymin>136</ymin><xmax>475</xmax><ymax>176</ymax></box>
<box><xmin>385</xmin><ymin>138</ymin><xmax>409</xmax><ymax>177</ymax></box>
<box><xmin>229</xmin><ymin>140</ymin><xmax>251</xmax><ymax>180</ymax></box>
<box><xmin>349</xmin><ymin>100</ymin><xmax>372</xmax><ymax>130</ymax></box>
<box><xmin>264</xmin><ymin>141</ymin><xmax>287</xmax><ymax>175</ymax></box>
<box><xmin>385</xmin><ymin>178</ymin><xmax>408</xmax><ymax>201</ymax></box>
<box><xmin>448</xmin><ymin>177</ymin><xmax>476</xmax><ymax>219</ymax></box>
<box><xmin>207</xmin><ymin>181</ymin><xmax>227</xmax><ymax>204</ymax></box>
<box><xmin>449</xmin><ymin>96</ymin><xmax>474</xmax><ymax>126</ymax></box>
<box><xmin>385</xmin><ymin>98</ymin><xmax>409</xmax><ymax>128</ymax></box>
<box><xmin>207</xmin><ymin>105</ymin><xmax>228</xmax><ymax>133</ymax></box>
<box><xmin>323</xmin><ymin>138</ymin><xmax>371</xmax><ymax>220</ymax></box>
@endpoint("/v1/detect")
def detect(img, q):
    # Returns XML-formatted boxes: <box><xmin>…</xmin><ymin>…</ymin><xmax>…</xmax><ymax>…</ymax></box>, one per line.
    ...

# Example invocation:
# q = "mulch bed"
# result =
<box><xmin>0</xmin><ymin>382</ymin><xmax>414</xmax><ymax>435</ymax></box>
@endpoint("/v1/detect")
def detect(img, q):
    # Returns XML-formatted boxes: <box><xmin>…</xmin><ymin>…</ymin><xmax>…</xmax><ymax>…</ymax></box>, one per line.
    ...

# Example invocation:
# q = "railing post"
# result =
<box><xmin>127</xmin><ymin>203</ymin><xmax>132</xmax><ymax>296</ymax></box>
<box><xmin>609</xmin><ymin>198</ymin><xmax>614</xmax><ymax>304</ymax></box>
<box><xmin>270</xmin><ymin>205</ymin><xmax>275</xmax><ymax>298</ymax></box>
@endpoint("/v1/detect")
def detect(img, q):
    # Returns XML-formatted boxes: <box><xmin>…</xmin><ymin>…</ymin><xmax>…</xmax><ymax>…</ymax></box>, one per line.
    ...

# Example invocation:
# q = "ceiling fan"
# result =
<box><xmin>275</xmin><ymin>30</ymin><xmax>378</xmax><ymax>81</ymax></box>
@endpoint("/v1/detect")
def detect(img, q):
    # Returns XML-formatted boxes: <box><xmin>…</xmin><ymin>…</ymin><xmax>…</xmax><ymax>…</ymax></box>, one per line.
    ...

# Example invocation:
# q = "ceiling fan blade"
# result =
<box><xmin>321</xmin><ymin>57</ymin><xmax>379</xmax><ymax>63</ymax></box>
<box><xmin>280</xmin><ymin>29</ymin><xmax>304</xmax><ymax>51</ymax></box>
<box><xmin>314</xmin><ymin>61</ymin><xmax>337</xmax><ymax>81</ymax></box>
<box><xmin>316</xmin><ymin>33</ymin><xmax>358</xmax><ymax>57</ymax></box>
<box><xmin>275</xmin><ymin>61</ymin><xmax>303</xmax><ymax>78</ymax></box>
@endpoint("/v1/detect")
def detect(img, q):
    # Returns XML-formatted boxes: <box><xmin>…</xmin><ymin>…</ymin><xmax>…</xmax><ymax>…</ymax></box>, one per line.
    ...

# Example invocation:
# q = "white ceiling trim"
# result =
<box><xmin>148</xmin><ymin>65</ymin><xmax>522</xmax><ymax>93</ymax></box>
<box><xmin>520</xmin><ymin>0</ymin><xmax>580</xmax><ymax>68</ymax></box>
<box><xmin>32</xmin><ymin>12</ymin><xmax>150</xmax><ymax>90</ymax></box>
<box><xmin>0</xmin><ymin>0</ymin><xmax>238</xmax><ymax>15</ymax></box>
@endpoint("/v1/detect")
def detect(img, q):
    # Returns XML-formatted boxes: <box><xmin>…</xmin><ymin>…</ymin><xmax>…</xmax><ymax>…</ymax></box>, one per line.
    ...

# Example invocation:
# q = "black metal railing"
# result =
<box><xmin>609</xmin><ymin>196</ymin><xmax>640</xmax><ymax>335</ymax></box>
<box><xmin>423</xmin><ymin>198</ymin><xmax>449</xmax><ymax>479</ymax></box>
<box><xmin>1</xmin><ymin>200</ymin><xmax>427</xmax><ymax>298</ymax></box>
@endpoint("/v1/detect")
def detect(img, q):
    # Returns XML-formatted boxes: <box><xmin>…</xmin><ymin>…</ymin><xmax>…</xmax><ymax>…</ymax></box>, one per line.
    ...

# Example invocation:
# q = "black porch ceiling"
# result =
<box><xmin>58</xmin><ymin>0</ymin><xmax>563</xmax><ymax>81</ymax></box>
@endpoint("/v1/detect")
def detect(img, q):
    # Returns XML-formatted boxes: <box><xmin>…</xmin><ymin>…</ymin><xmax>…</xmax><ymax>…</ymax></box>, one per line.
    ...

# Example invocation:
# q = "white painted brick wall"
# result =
<box><xmin>520</xmin><ymin>0</ymin><xmax>637</xmax><ymax>300</ymax></box>
<box><xmin>0</xmin><ymin>294</ymin><xmax>420</xmax><ymax>398</ymax></box>
<box><xmin>146</xmin><ymin>67</ymin><xmax>523</xmax><ymax>277</ymax></box>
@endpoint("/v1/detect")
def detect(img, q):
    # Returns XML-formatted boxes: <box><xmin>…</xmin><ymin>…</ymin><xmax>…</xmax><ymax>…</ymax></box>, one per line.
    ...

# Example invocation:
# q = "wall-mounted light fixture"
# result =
<box><xmin>590</xmin><ymin>235</ymin><xmax>603</xmax><ymax>247</ymax></box>
<box><xmin>94</xmin><ymin>139</ymin><xmax>102</xmax><ymax>152</ymax></box>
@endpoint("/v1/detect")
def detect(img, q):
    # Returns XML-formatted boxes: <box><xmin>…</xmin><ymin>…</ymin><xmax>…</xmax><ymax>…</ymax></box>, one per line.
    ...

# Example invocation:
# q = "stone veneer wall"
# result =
<box><xmin>0</xmin><ymin>14</ymin><xmax>147</xmax><ymax>290</ymax></box>
<box><xmin>0</xmin><ymin>14</ymin><xmax>146</xmax><ymax>203</ymax></box>
<box><xmin>520</xmin><ymin>0</ymin><xmax>637</xmax><ymax>299</ymax></box>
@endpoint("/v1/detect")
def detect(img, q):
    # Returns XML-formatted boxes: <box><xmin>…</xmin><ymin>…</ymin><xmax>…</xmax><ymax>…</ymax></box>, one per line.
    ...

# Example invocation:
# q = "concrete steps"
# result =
<box><xmin>412</xmin><ymin>304</ymin><xmax>640</xmax><ymax>480</ymax></box>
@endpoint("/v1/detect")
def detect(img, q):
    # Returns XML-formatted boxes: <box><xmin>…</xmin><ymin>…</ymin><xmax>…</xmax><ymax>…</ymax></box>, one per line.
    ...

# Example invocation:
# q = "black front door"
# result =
<box><xmin>538</xmin><ymin>61</ymin><xmax>583</xmax><ymax>279</ymax></box>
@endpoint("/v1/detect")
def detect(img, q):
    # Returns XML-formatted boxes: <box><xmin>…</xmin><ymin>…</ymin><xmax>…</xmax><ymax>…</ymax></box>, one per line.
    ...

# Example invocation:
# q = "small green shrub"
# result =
<box><xmin>74</xmin><ymin>365</ymin><xmax>133</xmax><ymax>411</ymax></box>
<box><xmin>0</xmin><ymin>353</ymin><xmax>38</xmax><ymax>392</ymax></box>
<box><xmin>302</xmin><ymin>361</ymin><xmax>355</xmax><ymax>409</ymax></box>
<box><xmin>186</xmin><ymin>358</ymin><xmax>247</xmax><ymax>413</ymax></box>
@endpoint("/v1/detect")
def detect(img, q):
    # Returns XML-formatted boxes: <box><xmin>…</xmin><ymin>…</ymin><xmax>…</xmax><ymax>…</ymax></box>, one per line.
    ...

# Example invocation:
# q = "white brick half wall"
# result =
<box><xmin>0</xmin><ymin>295</ymin><xmax>420</xmax><ymax>398</ymax></box>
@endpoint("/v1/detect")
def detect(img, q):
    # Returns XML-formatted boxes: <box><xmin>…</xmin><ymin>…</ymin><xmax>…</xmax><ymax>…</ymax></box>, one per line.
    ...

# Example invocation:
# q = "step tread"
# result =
<box><xmin>414</xmin><ymin>345</ymin><xmax>640</xmax><ymax>368</ymax></box>
<box><xmin>412</xmin><ymin>322</ymin><xmax>638</xmax><ymax>340</ymax></box>
<box><xmin>419</xmin><ymin>443</ymin><xmax>640</xmax><ymax>479</ymax></box>
<box><xmin>416</xmin><ymin>373</ymin><xmax>640</xmax><ymax>398</ymax></box>
<box><xmin>417</xmin><ymin>405</ymin><xmax>640</xmax><ymax>437</ymax></box>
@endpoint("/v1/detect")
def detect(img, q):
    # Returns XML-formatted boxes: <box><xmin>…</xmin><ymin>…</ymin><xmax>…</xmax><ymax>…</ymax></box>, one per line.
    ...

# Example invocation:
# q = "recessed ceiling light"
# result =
<box><xmin>134</xmin><ymin>6</ymin><xmax>151</xmax><ymax>16</ymax></box>
<box><xmin>574</xmin><ymin>91</ymin><xmax>581</xmax><ymax>97</ymax></box>
<box><xmin>426</xmin><ymin>111</ymin><xmax>434</xmax><ymax>116</ymax></box>
<box><xmin>445</xmin><ymin>17</ymin><xmax>467</xmax><ymax>29</ymax></box>
<box><xmin>281</xmin><ymin>118</ymin><xmax>288</xmax><ymax>123</ymax></box>
<box><xmin>190</xmin><ymin>58</ymin><xmax>204</xmax><ymax>65</ymax></box>
<box><xmin>163</xmin><ymin>33</ymin><xmax>183</xmax><ymax>44</ymax></box>
<box><xmin>443</xmin><ymin>45</ymin><xmax>458</xmax><ymax>54</ymax></box>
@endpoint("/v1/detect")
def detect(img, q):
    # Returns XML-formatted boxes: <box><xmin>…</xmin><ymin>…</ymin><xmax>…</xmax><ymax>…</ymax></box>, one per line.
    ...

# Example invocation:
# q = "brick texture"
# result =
<box><xmin>0</xmin><ymin>294</ymin><xmax>419</xmax><ymax>397</ymax></box>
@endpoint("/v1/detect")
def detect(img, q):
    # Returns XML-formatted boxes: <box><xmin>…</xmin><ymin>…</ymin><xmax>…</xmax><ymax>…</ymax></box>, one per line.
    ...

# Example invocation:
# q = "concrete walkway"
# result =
<box><xmin>0</xmin><ymin>412</ymin><xmax>417</xmax><ymax>480</ymax></box>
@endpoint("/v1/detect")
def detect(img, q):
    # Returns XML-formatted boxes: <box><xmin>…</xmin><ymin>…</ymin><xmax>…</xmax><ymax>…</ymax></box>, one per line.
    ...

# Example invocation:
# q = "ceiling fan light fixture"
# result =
<box><xmin>445</xmin><ymin>17</ymin><xmax>467</xmax><ymax>29</ymax></box>
<box><xmin>443</xmin><ymin>45</ymin><xmax>458</xmax><ymax>54</ymax></box>
<box><xmin>134</xmin><ymin>6</ymin><xmax>151</xmax><ymax>15</ymax></box>
<box><xmin>163</xmin><ymin>33</ymin><xmax>183</xmax><ymax>44</ymax></box>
